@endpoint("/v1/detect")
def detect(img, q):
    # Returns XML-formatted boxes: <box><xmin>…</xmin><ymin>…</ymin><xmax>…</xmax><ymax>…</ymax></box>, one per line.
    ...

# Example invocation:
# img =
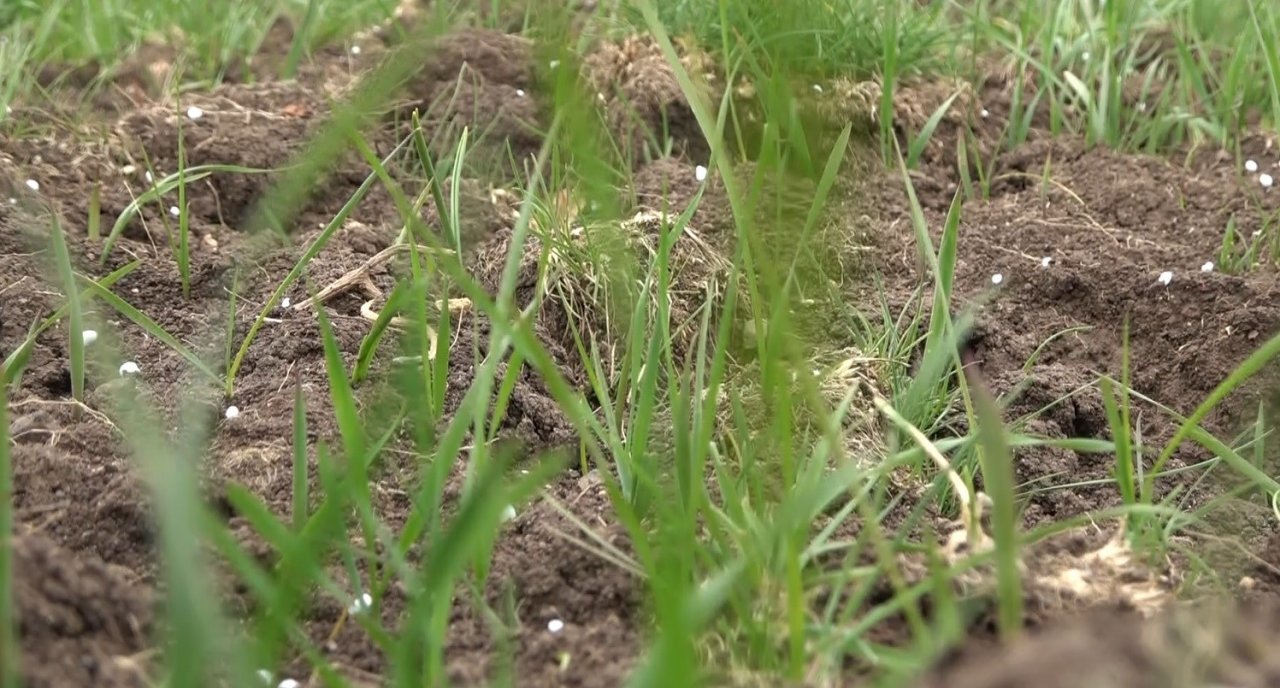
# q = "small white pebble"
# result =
<box><xmin>24</xmin><ymin>179</ymin><xmax>38</xmax><ymax>191</ymax></box>
<box><xmin>1261</xmin><ymin>173</ymin><xmax>1274</xmax><ymax>188</ymax></box>
<box><xmin>547</xmin><ymin>619</ymin><xmax>565</xmax><ymax>633</ymax></box>
<box><xmin>7</xmin><ymin>198</ymin><xmax>14</xmax><ymax>205</ymax></box>
<box><xmin>549</xmin><ymin>60</ymin><xmax>560</xmax><ymax>69</ymax></box>
<box><xmin>1082</xmin><ymin>51</ymin><xmax>1091</xmax><ymax>61</ymax></box>
<box><xmin>980</xmin><ymin>108</ymin><xmax>990</xmax><ymax>118</ymax></box>
<box><xmin>347</xmin><ymin>592</ymin><xmax>373</xmax><ymax>615</ymax></box>
<box><xmin>144</xmin><ymin>170</ymin><xmax>154</xmax><ymax>184</ymax></box>
<box><xmin>695</xmin><ymin>165</ymin><xmax>708</xmax><ymax>182</ymax></box>
<box><xmin>256</xmin><ymin>669</ymin><xmax>273</xmax><ymax>683</ymax></box>
<box><xmin>1158</xmin><ymin>270</ymin><xmax>1174</xmax><ymax>285</ymax></box>
<box><xmin>812</xmin><ymin>84</ymin><xmax>823</xmax><ymax>93</ymax></box>
<box><xmin>1246</xmin><ymin>159</ymin><xmax>1259</xmax><ymax>173</ymax></box>
<box><xmin>991</xmin><ymin>273</ymin><xmax>1004</xmax><ymax>285</ymax></box>
<box><xmin>1040</xmin><ymin>256</ymin><xmax>1052</xmax><ymax>268</ymax></box>
<box><xmin>1136</xmin><ymin>101</ymin><xmax>1147</xmax><ymax>112</ymax></box>
<box><xmin>81</xmin><ymin>329</ymin><xmax>98</xmax><ymax>346</ymax></box>
<box><xmin>1254</xmin><ymin>229</ymin><xmax>1264</xmax><ymax>237</ymax></box>
<box><xmin>278</xmin><ymin>680</ymin><xmax>301</xmax><ymax>688</ymax></box>
<box><xmin>515</xmin><ymin>88</ymin><xmax>525</xmax><ymax>97</ymax></box>
<box><xmin>224</xmin><ymin>405</ymin><xmax>240</xmax><ymax>420</ymax></box>
<box><xmin>1201</xmin><ymin>261</ymin><xmax>1215</xmax><ymax>272</ymax></box>
<box><xmin>4</xmin><ymin>105</ymin><xmax>10</xmax><ymax>114</ymax></box>
<box><xmin>501</xmin><ymin>504</ymin><xmax>517</xmax><ymax>522</ymax></box>
<box><xmin>169</xmin><ymin>205</ymin><xmax>181</xmax><ymax>217</ymax></box>
<box><xmin>121</xmin><ymin>164</ymin><xmax>137</xmax><ymax>175</ymax></box>
<box><xmin>281</xmin><ymin>297</ymin><xmax>291</xmax><ymax>309</ymax></box>
<box><xmin>119</xmin><ymin>361</ymin><xmax>141</xmax><ymax>376</ymax></box>
<box><xmin>350</xmin><ymin>44</ymin><xmax>361</xmax><ymax>55</ymax></box>
<box><xmin>185</xmin><ymin>105</ymin><xmax>203</xmax><ymax>121</ymax></box>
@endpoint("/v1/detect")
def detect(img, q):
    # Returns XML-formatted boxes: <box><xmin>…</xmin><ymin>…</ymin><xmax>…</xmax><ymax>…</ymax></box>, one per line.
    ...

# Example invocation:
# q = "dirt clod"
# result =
<box><xmin>14</xmin><ymin>531</ymin><xmax>155</xmax><ymax>688</ymax></box>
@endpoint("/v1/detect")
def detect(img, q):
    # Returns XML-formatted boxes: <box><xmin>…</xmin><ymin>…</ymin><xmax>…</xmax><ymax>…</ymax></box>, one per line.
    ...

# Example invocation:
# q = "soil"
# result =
<box><xmin>3</xmin><ymin>14</ymin><xmax>1280</xmax><ymax>688</ymax></box>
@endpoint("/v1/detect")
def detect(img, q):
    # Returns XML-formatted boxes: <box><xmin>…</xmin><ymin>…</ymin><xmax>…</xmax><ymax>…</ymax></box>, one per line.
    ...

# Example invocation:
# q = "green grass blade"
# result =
<box><xmin>0</xmin><ymin>360</ymin><xmax>15</xmax><ymax>687</ymax></box>
<box><xmin>48</xmin><ymin>217</ymin><xmax>86</xmax><ymax>402</ymax></box>
<box><xmin>292</xmin><ymin>379</ymin><xmax>309</xmax><ymax>534</ymax></box>
<box><xmin>176</xmin><ymin>109</ymin><xmax>191</xmax><ymax>298</ymax></box>
<box><xmin>906</xmin><ymin>91</ymin><xmax>962</xmax><ymax>169</ymax></box>
<box><xmin>283</xmin><ymin>0</ymin><xmax>319</xmax><ymax>79</ymax></box>
<box><xmin>352</xmin><ymin>281</ymin><xmax>407</xmax><ymax>385</ymax></box>
<box><xmin>226</xmin><ymin>134</ymin><xmax>411</xmax><ymax>397</ymax></box>
<box><xmin>970</xmin><ymin>372</ymin><xmax>1022</xmax><ymax>641</ymax></box>
<box><xmin>312</xmin><ymin>288</ymin><xmax>369</xmax><ymax>504</ymax></box>
<box><xmin>78</xmin><ymin>277</ymin><xmax>222</xmax><ymax>383</ymax></box>
<box><xmin>3</xmin><ymin>260</ymin><xmax>139</xmax><ymax>386</ymax></box>
<box><xmin>87</xmin><ymin>184</ymin><xmax>101</xmax><ymax>242</ymax></box>
<box><xmin>100</xmin><ymin>164</ymin><xmax>269</xmax><ymax>266</ymax></box>
<box><xmin>1148</xmin><ymin>327</ymin><xmax>1280</xmax><ymax>496</ymax></box>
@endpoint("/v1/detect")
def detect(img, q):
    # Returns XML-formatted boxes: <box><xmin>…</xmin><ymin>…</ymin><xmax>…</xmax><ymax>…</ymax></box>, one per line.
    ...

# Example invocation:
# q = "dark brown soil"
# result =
<box><xmin>861</xmin><ymin>134</ymin><xmax>1280</xmax><ymax>524</ymax></box>
<box><xmin>5</xmin><ymin>17</ymin><xmax>1280</xmax><ymax>688</ymax></box>
<box><xmin>860</xmin><ymin>84</ymin><xmax>1280</xmax><ymax>685</ymax></box>
<box><xmin>916</xmin><ymin>595</ymin><xmax>1280</xmax><ymax>688</ymax></box>
<box><xmin>11</xmin><ymin>529</ymin><xmax>154</xmax><ymax>688</ymax></box>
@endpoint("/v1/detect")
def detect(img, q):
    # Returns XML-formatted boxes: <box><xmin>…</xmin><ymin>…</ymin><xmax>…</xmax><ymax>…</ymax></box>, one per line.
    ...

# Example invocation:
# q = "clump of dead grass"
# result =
<box><xmin>464</xmin><ymin>186</ymin><xmax>739</xmax><ymax>391</ymax></box>
<box><xmin>894</xmin><ymin>431</ymin><xmax>1177</xmax><ymax>622</ymax></box>
<box><xmin>581</xmin><ymin>34</ymin><xmax>719</xmax><ymax>166</ymax></box>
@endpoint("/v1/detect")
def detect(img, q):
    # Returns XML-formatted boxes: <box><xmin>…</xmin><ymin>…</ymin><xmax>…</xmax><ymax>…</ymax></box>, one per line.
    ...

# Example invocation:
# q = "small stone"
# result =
<box><xmin>515</xmin><ymin>88</ymin><xmax>525</xmax><ymax>97</ymax></box>
<box><xmin>812</xmin><ymin>84</ymin><xmax>823</xmax><ymax>93</ymax></box>
<box><xmin>119</xmin><ymin>361</ymin><xmax>141</xmax><ymax>376</ymax></box>
<box><xmin>1260</xmin><ymin>173</ymin><xmax>1274</xmax><ymax>188</ymax></box>
<box><xmin>82</xmin><ymin>329</ymin><xmax>98</xmax><ymax>346</ymax></box>
<box><xmin>169</xmin><ymin>205</ymin><xmax>181</xmax><ymax>217</ymax></box>
<box><xmin>281</xmin><ymin>297</ymin><xmax>291</xmax><ymax>309</ymax></box>
<box><xmin>1201</xmin><ymin>261</ymin><xmax>1214</xmax><ymax>272</ymax></box>
<box><xmin>980</xmin><ymin>108</ymin><xmax>990</xmax><ymax>118</ymax></box>
<box><xmin>1158</xmin><ymin>270</ymin><xmax>1173</xmax><ymax>286</ymax></box>
<box><xmin>24</xmin><ymin>179</ymin><xmax>38</xmax><ymax>191</ymax></box>
<box><xmin>1246</xmin><ymin>159</ymin><xmax>1259</xmax><ymax>173</ymax></box>
<box><xmin>547</xmin><ymin>619</ymin><xmax>565</xmax><ymax>633</ymax></box>
<box><xmin>501</xmin><ymin>504</ymin><xmax>517</xmax><ymax>522</ymax></box>
<box><xmin>278</xmin><ymin>680</ymin><xmax>301</xmax><ymax>688</ymax></box>
<box><xmin>695</xmin><ymin>165</ymin><xmax>708</xmax><ymax>182</ymax></box>
<box><xmin>991</xmin><ymin>273</ymin><xmax>1004</xmax><ymax>285</ymax></box>
<box><xmin>224</xmin><ymin>405</ymin><xmax>240</xmax><ymax>420</ymax></box>
<box><xmin>186</xmin><ymin>106</ymin><xmax>204</xmax><ymax>121</ymax></box>
<box><xmin>350</xmin><ymin>44</ymin><xmax>361</xmax><ymax>55</ymax></box>
<box><xmin>1040</xmin><ymin>256</ymin><xmax>1052</xmax><ymax>268</ymax></box>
